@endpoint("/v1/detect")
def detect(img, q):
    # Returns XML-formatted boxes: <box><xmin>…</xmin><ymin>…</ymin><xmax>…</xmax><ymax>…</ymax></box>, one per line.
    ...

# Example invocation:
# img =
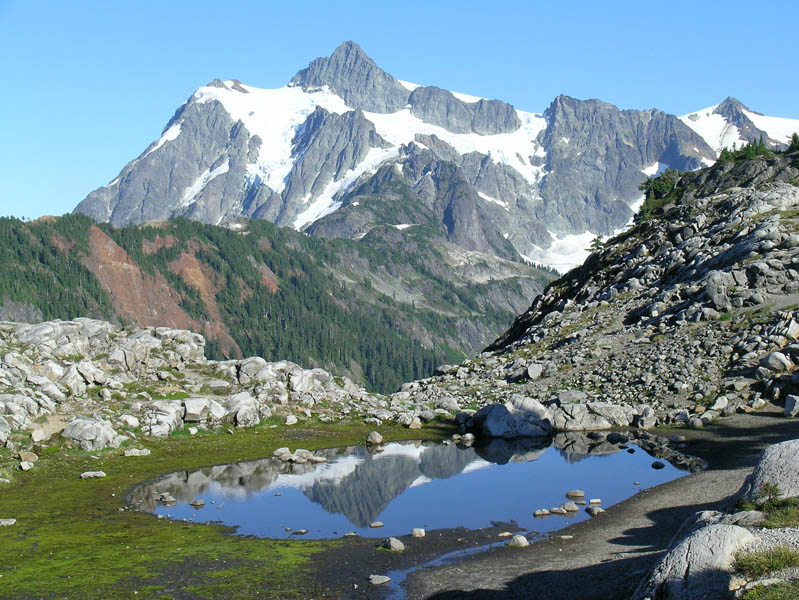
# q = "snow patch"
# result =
<box><xmin>143</xmin><ymin>123</ymin><xmax>182</xmax><ymax>159</ymax></box>
<box><xmin>275</xmin><ymin>455</ymin><xmax>364</xmax><ymax>489</ymax></box>
<box><xmin>364</xmin><ymin>108</ymin><xmax>547</xmax><ymax>186</ymax></box>
<box><xmin>742</xmin><ymin>109</ymin><xmax>799</xmax><ymax>145</ymax></box>
<box><xmin>193</xmin><ymin>82</ymin><xmax>350</xmax><ymax>194</ymax></box>
<box><xmin>393</xmin><ymin>223</ymin><xmax>414</xmax><ymax>230</ymax></box>
<box><xmin>397</xmin><ymin>79</ymin><xmax>420</xmax><ymax>92</ymax></box>
<box><xmin>641</xmin><ymin>162</ymin><xmax>669</xmax><ymax>177</ymax></box>
<box><xmin>293</xmin><ymin>146</ymin><xmax>399</xmax><ymax>229</ymax></box>
<box><xmin>477</xmin><ymin>191</ymin><xmax>510</xmax><ymax>211</ymax></box>
<box><xmin>182</xmin><ymin>159</ymin><xmax>230</xmax><ymax>207</ymax></box>
<box><xmin>450</xmin><ymin>90</ymin><xmax>484</xmax><ymax>103</ymax></box>
<box><xmin>679</xmin><ymin>105</ymin><xmax>741</xmax><ymax>153</ymax></box>
<box><xmin>461</xmin><ymin>459</ymin><xmax>491</xmax><ymax>474</ymax></box>
<box><xmin>560</xmin><ymin>137</ymin><xmax>570</xmax><ymax>144</ymax></box>
<box><xmin>373</xmin><ymin>442</ymin><xmax>429</xmax><ymax>462</ymax></box>
<box><xmin>522</xmin><ymin>230</ymin><xmax>599</xmax><ymax>273</ymax></box>
<box><xmin>409</xmin><ymin>475</ymin><xmax>432</xmax><ymax>488</ymax></box>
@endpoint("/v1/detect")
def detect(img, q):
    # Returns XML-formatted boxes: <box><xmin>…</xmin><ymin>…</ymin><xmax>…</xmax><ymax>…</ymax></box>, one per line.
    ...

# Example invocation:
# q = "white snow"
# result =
<box><xmin>522</xmin><ymin>230</ymin><xmax>598</xmax><ymax>273</ymax></box>
<box><xmin>450</xmin><ymin>90</ymin><xmax>484</xmax><ymax>103</ymax></box>
<box><xmin>273</xmin><ymin>455</ymin><xmax>365</xmax><ymax>489</ymax></box>
<box><xmin>143</xmin><ymin>123</ymin><xmax>182</xmax><ymax>159</ymax></box>
<box><xmin>742</xmin><ymin>109</ymin><xmax>799</xmax><ymax>145</ymax></box>
<box><xmin>561</xmin><ymin>137</ymin><xmax>570</xmax><ymax>144</ymax></box>
<box><xmin>109</xmin><ymin>177</ymin><xmax>120</xmax><ymax>186</ymax></box>
<box><xmin>409</xmin><ymin>475</ymin><xmax>432</xmax><ymax>488</ymax></box>
<box><xmin>373</xmin><ymin>442</ymin><xmax>429</xmax><ymax>462</ymax></box>
<box><xmin>461</xmin><ymin>459</ymin><xmax>491</xmax><ymax>474</ymax></box>
<box><xmin>293</xmin><ymin>146</ymin><xmax>398</xmax><ymax>229</ymax></box>
<box><xmin>393</xmin><ymin>223</ymin><xmax>414</xmax><ymax>230</ymax></box>
<box><xmin>477</xmin><ymin>191</ymin><xmax>510</xmax><ymax>211</ymax></box>
<box><xmin>193</xmin><ymin>81</ymin><xmax>350</xmax><ymax>194</ymax></box>
<box><xmin>397</xmin><ymin>79</ymin><xmax>420</xmax><ymax>92</ymax></box>
<box><xmin>641</xmin><ymin>162</ymin><xmax>669</xmax><ymax>177</ymax></box>
<box><xmin>181</xmin><ymin>159</ymin><xmax>230</xmax><ymax>207</ymax></box>
<box><xmin>363</xmin><ymin>107</ymin><xmax>547</xmax><ymax>186</ymax></box>
<box><xmin>679</xmin><ymin>105</ymin><xmax>741</xmax><ymax>153</ymax></box>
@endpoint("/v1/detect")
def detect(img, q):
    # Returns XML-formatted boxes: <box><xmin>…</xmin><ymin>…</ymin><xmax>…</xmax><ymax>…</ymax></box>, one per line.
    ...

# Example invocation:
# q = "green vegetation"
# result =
<box><xmin>734</xmin><ymin>546</ymin><xmax>799</xmax><ymax>579</ymax></box>
<box><xmin>743</xmin><ymin>581</ymin><xmax>799</xmax><ymax>600</ymax></box>
<box><xmin>0</xmin><ymin>420</ymin><xmax>453</xmax><ymax>599</ymax></box>
<box><xmin>637</xmin><ymin>168</ymin><xmax>683</xmax><ymax>222</ymax></box>
<box><xmin>717</xmin><ymin>136</ymin><xmax>774</xmax><ymax>164</ymax></box>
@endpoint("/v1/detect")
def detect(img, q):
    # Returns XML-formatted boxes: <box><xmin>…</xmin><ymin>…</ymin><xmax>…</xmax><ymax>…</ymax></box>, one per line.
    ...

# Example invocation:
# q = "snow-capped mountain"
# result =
<box><xmin>74</xmin><ymin>42</ymin><xmax>799</xmax><ymax>271</ymax></box>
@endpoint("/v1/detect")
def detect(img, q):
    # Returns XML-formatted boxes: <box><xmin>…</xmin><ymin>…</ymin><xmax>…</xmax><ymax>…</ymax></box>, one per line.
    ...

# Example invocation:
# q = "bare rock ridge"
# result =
<box><xmin>73</xmin><ymin>41</ymin><xmax>798</xmax><ymax>268</ymax></box>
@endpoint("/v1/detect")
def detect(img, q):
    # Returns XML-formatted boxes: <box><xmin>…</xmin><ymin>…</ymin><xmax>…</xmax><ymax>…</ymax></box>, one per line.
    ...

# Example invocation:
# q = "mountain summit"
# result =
<box><xmin>73</xmin><ymin>43</ymin><xmax>799</xmax><ymax>271</ymax></box>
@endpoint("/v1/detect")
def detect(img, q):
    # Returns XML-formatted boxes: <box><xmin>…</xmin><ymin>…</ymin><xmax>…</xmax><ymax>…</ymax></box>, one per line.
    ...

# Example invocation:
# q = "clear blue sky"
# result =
<box><xmin>1</xmin><ymin>0</ymin><xmax>797</xmax><ymax>219</ymax></box>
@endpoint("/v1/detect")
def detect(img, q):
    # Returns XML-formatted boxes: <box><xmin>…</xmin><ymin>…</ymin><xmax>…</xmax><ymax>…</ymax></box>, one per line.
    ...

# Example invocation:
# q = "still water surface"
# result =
<box><xmin>131</xmin><ymin>435</ymin><xmax>686</xmax><ymax>539</ymax></box>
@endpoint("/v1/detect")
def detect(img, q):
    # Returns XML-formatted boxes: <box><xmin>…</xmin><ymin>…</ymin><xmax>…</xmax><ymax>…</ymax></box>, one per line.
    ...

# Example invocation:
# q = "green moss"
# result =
<box><xmin>0</xmin><ymin>421</ymin><xmax>452</xmax><ymax>598</ymax></box>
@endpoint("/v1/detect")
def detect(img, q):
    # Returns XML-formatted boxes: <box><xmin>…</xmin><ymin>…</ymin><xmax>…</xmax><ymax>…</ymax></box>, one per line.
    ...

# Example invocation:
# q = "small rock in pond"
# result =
<box><xmin>275</xmin><ymin>492</ymin><xmax>281</xmax><ymax>497</ymax></box>
<box><xmin>380</xmin><ymin>537</ymin><xmax>405</xmax><ymax>552</ymax></box>
<box><xmin>534</xmin><ymin>509</ymin><xmax>550</xmax><ymax>517</ymax></box>
<box><xmin>80</xmin><ymin>471</ymin><xmax>106</xmax><ymax>479</ymax></box>
<box><xmin>652</xmin><ymin>461</ymin><xmax>666</xmax><ymax>470</ymax></box>
<box><xmin>285</xmin><ymin>415</ymin><xmax>298</xmax><ymax>425</ymax></box>
<box><xmin>370</xmin><ymin>521</ymin><xmax>384</xmax><ymax>528</ymax></box>
<box><xmin>369</xmin><ymin>575</ymin><xmax>391</xmax><ymax>585</ymax></box>
<box><xmin>634</xmin><ymin>481</ymin><xmax>640</xmax><ymax>486</ymax></box>
<box><xmin>367</xmin><ymin>431</ymin><xmax>383</xmax><ymax>445</ymax></box>
<box><xmin>565</xmin><ymin>490</ymin><xmax>585</xmax><ymax>498</ymax></box>
<box><xmin>0</xmin><ymin>519</ymin><xmax>16</xmax><ymax>526</ymax></box>
<box><xmin>508</xmin><ymin>534</ymin><xmax>529</xmax><ymax>547</ymax></box>
<box><xmin>344</xmin><ymin>532</ymin><xmax>357</xmax><ymax>537</ymax></box>
<box><xmin>498</xmin><ymin>531</ymin><xmax>513</xmax><ymax>537</ymax></box>
<box><xmin>412</xmin><ymin>528</ymin><xmax>425</xmax><ymax>538</ymax></box>
<box><xmin>627</xmin><ymin>448</ymin><xmax>635</xmax><ymax>454</ymax></box>
<box><xmin>586</xmin><ymin>506</ymin><xmax>605</xmax><ymax>516</ymax></box>
<box><xmin>189</xmin><ymin>499</ymin><xmax>205</xmax><ymax>509</ymax></box>
<box><xmin>589</xmin><ymin>499</ymin><xmax>602</xmax><ymax>505</ymax></box>
<box><xmin>18</xmin><ymin>451</ymin><xmax>38</xmax><ymax>463</ymax></box>
<box><xmin>562</xmin><ymin>501</ymin><xmax>579</xmax><ymax>512</ymax></box>
<box><xmin>550</xmin><ymin>507</ymin><xmax>568</xmax><ymax>515</ymax></box>
<box><xmin>292</xmin><ymin>529</ymin><xmax>308</xmax><ymax>535</ymax></box>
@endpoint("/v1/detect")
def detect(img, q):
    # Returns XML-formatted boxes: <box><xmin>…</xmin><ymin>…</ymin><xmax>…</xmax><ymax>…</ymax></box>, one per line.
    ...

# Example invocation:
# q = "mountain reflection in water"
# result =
<box><xmin>130</xmin><ymin>433</ymin><xmax>685</xmax><ymax>539</ymax></box>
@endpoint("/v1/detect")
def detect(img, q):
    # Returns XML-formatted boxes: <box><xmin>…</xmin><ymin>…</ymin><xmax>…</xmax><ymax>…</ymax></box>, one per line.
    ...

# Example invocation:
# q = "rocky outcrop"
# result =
<box><xmin>739</xmin><ymin>439</ymin><xmax>799</xmax><ymax>502</ymax></box>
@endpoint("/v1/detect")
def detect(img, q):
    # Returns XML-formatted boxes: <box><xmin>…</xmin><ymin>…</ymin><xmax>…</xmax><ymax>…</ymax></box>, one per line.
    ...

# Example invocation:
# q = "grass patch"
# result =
<box><xmin>734</xmin><ymin>546</ymin><xmax>799</xmax><ymax>579</ymax></box>
<box><xmin>0</xmin><ymin>420</ymin><xmax>453</xmax><ymax>598</ymax></box>
<box><xmin>743</xmin><ymin>581</ymin><xmax>799</xmax><ymax>600</ymax></box>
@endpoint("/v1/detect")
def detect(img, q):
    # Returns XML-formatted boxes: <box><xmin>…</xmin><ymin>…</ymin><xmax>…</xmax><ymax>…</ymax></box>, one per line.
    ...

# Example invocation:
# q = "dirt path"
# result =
<box><xmin>401</xmin><ymin>410</ymin><xmax>799</xmax><ymax>600</ymax></box>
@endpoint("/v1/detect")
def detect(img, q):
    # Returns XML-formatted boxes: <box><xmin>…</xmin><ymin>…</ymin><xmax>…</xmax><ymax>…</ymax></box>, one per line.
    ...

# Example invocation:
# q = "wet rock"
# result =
<box><xmin>586</xmin><ymin>506</ymin><xmax>605</xmax><ymax>516</ymax></box>
<box><xmin>562</xmin><ymin>501</ymin><xmax>580</xmax><ymax>512</ymax></box>
<box><xmin>379</xmin><ymin>537</ymin><xmax>405</xmax><ymax>552</ymax></box>
<box><xmin>534</xmin><ymin>509</ymin><xmax>551</xmax><ymax>517</ymax></box>
<box><xmin>367</xmin><ymin>431</ymin><xmax>383</xmax><ymax>445</ymax></box>
<box><xmin>508</xmin><ymin>534</ymin><xmax>529</xmax><ymax>547</ymax></box>
<box><xmin>652</xmin><ymin>461</ymin><xmax>666</xmax><ymax>470</ymax></box>
<box><xmin>369</xmin><ymin>521</ymin><xmax>384</xmax><ymax>528</ymax></box>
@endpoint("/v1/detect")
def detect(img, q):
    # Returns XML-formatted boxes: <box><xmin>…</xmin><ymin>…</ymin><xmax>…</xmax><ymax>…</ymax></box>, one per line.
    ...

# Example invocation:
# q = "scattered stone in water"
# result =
<box><xmin>124</xmin><ymin>448</ymin><xmax>150</xmax><ymax>457</ymax></box>
<box><xmin>589</xmin><ymin>498</ymin><xmax>602</xmax><ymax>505</ymax></box>
<box><xmin>652</xmin><ymin>461</ymin><xmax>666</xmax><ymax>470</ymax></box>
<box><xmin>627</xmin><ymin>448</ymin><xmax>636</xmax><ymax>454</ymax></box>
<box><xmin>380</xmin><ymin>537</ymin><xmax>405</xmax><ymax>552</ymax></box>
<box><xmin>275</xmin><ymin>492</ymin><xmax>281</xmax><ymax>497</ymax></box>
<box><xmin>273</xmin><ymin>447</ymin><xmax>290</xmax><ymax>457</ymax></box>
<box><xmin>344</xmin><ymin>532</ymin><xmax>357</xmax><ymax>537</ymax></box>
<box><xmin>534</xmin><ymin>509</ymin><xmax>551</xmax><ymax>517</ymax></box>
<box><xmin>189</xmin><ymin>499</ymin><xmax>205</xmax><ymax>509</ymax></box>
<box><xmin>586</xmin><ymin>506</ymin><xmax>605</xmax><ymax>516</ymax></box>
<box><xmin>0</xmin><ymin>519</ymin><xmax>16</xmax><ymax>526</ymax></box>
<box><xmin>634</xmin><ymin>482</ymin><xmax>640</xmax><ymax>486</ymax></box>
<box><xmin>498</xmin><ymin>531</ymin><xmax>513</xmax><ymax>537</ymax></box>
<box><xmin>412</xmin><ymin>528</ymin><xmax>425</xmax><ymax>538</ymax></box>
<box><xmin>369</xmin><ymin>575</ymin><xmax>391</xmax><ymax>586</ymax></box>
<box><xmin>508</xmin><ymin>534</ymin><xmax>529</xmax><ymax>547</ymax></box>
<box><xmin>562</xmin><ymin>501</ymin><xmax>579</xmax><ymax>512</ymax></box>
<box><xmin>550</xmin><ymin>507</ymin><xmax>568</xmax><ymax>515</ymax></box>
<box><xmin>80</xmin><ymin>471</ymin><xmax>107</xmax><ymax>479</ymax></box>
<box><xmin>576</xmin><ymin>500</ymin><xmax>587</xmax><ymax>506</ymax></box>
<box><xmin>285</xmin><ymin>415</ymin><xmax>298</xmax><ymax>426</ymax></box>
<box><xmin>284</xmin><ymin>527</ymin><xmax>291</xmax><ymax>532</ymax></box>
<box><xmin>369</xmin><ymin>521</ymin><xmax>384</xmax><ymax>528</ymax></box>
<box><xmin>565</xmin><ymin>490</ymin><xmax>585</xmax><ymax>498</ymax></box>
<box><xmin>292</xmin><ymin>529</ymin><xmax>308</xmax><ymax>535</ymax></box>
<box><xmin>366</xmin><ymin>431</ymin><xmax>383</xmax><ymax>445</ymax></box>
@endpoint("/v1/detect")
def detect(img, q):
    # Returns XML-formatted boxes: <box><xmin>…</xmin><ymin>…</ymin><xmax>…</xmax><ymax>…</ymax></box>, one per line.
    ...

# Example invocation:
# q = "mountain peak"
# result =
<box><xmin>288</xmin><ymin>41</ymin><xmax>409</xmax><ymax>113</ymax></box>
<box><xmin>714</xmin><ymin>96</ymin><xmax>751</xmax><ymax>115</ymax></box>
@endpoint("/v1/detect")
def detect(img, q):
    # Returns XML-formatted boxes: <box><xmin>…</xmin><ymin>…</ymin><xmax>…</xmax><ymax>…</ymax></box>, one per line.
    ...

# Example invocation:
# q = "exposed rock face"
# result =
<box><xmin>740</xmin><ymin>439</ymin><xmax>799</xmax><ymax>502</ymax></box>
<box><xmin>634</xmin><ymin>523</ymin><xmax>755</xmax><ymax>599</ymax></box>
<box><xmin>74</xmin><ymin>41</ymin><xmax>794</xmax><ymax>271</ymax></box>
<box><xmin>62</xmin><ymin>417</ymin><xmax>123</xmax><ymax>451</ymax></box>
<box><xmin>289</xmin><ymin>41</ymin><xmax>410</xmax><ymax>114</ymax></box>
